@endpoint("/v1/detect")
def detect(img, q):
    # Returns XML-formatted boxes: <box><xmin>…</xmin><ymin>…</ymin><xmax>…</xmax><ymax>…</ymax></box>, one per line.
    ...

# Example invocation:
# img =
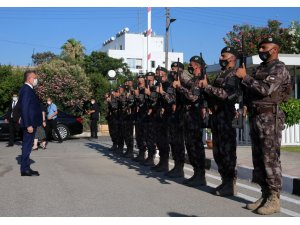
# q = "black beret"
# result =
<box><xmin>137</xmin><ymin>74</ymin><xmax>145</xmax><ymax>79</ymax></box>
<box><xmin>145</xmin><ymin>72</ymin><xmax>155</xmax><ymax>77</ymax></box>
<box><xmin>258</xmin><ymin>37</ymin><xmax>281</xmax><ymax>47</ymax></box>
<box><xmin>126</xmin><ymin>77</ymin><xmax>133</xmax><ymax>81</ymax></box>
<box><xmin>221</xmin><ymin>47</ymin><xmax>237</xmax><ymax>56</ymax></box>
<box><xmin>189</xmin><ymin>56</ymin><xmax>205</xmax><ymax>66</ymax></box>
<box><xmin>118</xmin><ymin>84</ymin><xmax>125</xmax><ymax>89</ymax></box>
<box><xmin>171</xmin><ymin>61</ymin><xmax>184</xmax><ymax>69</ymax></box>
<box><xmin>156</xmin><ymin>67</ymin><xmax>168</xmax><ymax>74</ymax></box>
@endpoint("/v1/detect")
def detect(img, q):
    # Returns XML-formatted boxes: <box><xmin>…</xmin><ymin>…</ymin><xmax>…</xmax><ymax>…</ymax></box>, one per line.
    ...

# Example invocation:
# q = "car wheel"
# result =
<box><xmin>52</xmin><ymin>124</ymin><xmax>70</xmax><ymax>141</ymax></box>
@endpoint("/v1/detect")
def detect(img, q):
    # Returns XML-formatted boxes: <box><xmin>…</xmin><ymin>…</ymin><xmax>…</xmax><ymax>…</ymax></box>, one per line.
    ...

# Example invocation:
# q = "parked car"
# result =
<box><xmin>0</xmin><ymin>115</ymin><xmax>10</xmax><ymax>139</ymax></box>
<box><xmin>0</xmin><ymin>110</ymin><xmax>83</xmax><ymax>141</ymax></box>
<box><xmin>51</xmin><ymin>110</ymin><xmax>83</xmax><ymax>141</ymax></box>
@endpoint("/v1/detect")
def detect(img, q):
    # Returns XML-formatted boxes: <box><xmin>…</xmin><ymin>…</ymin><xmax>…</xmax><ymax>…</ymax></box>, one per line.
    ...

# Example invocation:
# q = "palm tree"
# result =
<box><xmin>61</xmin><ymin>38</ymin><xmax>86</xmax><ymax>63</ymax></box>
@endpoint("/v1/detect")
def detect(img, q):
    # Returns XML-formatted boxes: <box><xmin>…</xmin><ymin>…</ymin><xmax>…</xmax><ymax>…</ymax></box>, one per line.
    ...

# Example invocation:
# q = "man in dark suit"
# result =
<box><xmin>19</xmin><ymin>70</ymin><xmax>42</xmax><ymax>176</ymax></box>
<box><xmin>5</xmin><ymin>93</ymin><xmax>22</xmax><ymax>147</ymax></box>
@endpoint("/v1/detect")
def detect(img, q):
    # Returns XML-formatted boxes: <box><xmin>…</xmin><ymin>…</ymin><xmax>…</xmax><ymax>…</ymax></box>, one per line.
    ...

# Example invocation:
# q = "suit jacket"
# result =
<box><xmin>19</xmin><ymin>84</ymin><xmax>43</xmax><ymax>128</ymax></box>
<box><xmin>6</xmin><ymin>100</ymin><xmax>21</xmax><ymax>122</ymax></box>
<box><xmin>90</xmin><ymin>103</ymin><xmax>100</xmax><ymax>120</ymax></box>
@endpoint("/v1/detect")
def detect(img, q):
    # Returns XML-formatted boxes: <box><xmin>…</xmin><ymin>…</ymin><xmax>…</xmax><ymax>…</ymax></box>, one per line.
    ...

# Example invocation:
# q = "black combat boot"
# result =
<box><xmin>110</xmin><ymin>143</ymin><xmax>118</xmax><ymax>151</ymax></box>
<box><xmin>153</xmin><ymin>158</ymin><xmax>169</xmax><ymax>173</ymax></box>
<box><xmin>133</xmin><ymin>151</ymin><xmax>146</xmax><ymax>162</ymax></box>
<box><xmin>165</xmin><ymin>162</ymin><xmax>184</xmax><ymax>178</ymax></box>
<box><xmin>182</xmin><ymin>168</ymin><xmax>206</xmax><ymax>187</ymax></box>
<box><xmin>215</xmin><ymin>178</ymin><xmax>237</xmax><ymax>196</ymax></box>
<box><xmin>123</xmin><ymin>148</ymin><xmax>134</xmax><ymax>159</ymax></box>
<box><xmin>115</xmin><ymin>147</ymin><xmax>124</xmax><ymax>155</ymax></box>
<box><xmin>212</xmin><ymin>176</ymin><xmax>226</xmax><ymax>194</ymax></box>
<box><xmin>143</xmin><ymin>155</ymin><xmax>156</xmax><ymax>166</ymax></box>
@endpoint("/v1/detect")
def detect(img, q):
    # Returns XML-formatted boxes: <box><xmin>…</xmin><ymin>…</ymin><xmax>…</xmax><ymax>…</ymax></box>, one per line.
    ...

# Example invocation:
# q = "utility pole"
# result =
<box><xmin>165</xmin><ymin>7</ymin><xmax>170</xmax><ymax>70</ymax></box>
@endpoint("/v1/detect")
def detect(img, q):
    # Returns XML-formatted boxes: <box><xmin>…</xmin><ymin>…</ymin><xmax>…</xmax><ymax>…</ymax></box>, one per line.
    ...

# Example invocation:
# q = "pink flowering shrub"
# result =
<box><xmin>35</xmin><ymin>59</ymin><xmax>92</xmax><ymax>111</ymax></box>
<box><xmin>223</xmin><ymin>20</ymin><xmax>300</xmax><ymax>56</ymax></box>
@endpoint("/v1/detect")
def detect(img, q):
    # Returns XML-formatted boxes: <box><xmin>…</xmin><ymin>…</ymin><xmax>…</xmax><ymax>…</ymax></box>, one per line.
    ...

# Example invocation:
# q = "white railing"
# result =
<box><xmin>281</xmin><ymin>122</ymin><xmax>300</xmax><ymax>146</ymax></box>
<box><xmin>204</xmin><ymin>118</ymin><xmax>300</xmax><ymax>146</ymax></box>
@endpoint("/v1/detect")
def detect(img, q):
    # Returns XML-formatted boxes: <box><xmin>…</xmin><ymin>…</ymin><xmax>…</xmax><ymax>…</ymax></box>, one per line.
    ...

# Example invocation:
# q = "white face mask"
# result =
<box><xmin>33</xmin><ymin>78</ymin><xmax>38</xmax><ymax>87</ymax></box>
<box><xmin>12</xmin><ymin>97</ymin><xmax>18</xmax><ymax>101</ymax></box>
<box><xmin>47</xmin><ymin>101</ymin><xmax>51</xmax><ymax>105</ymax></box>
<box><xmin>91</xmin><ymin>101</ymin><xmax>95</xmax><ymax>104</ymax></box>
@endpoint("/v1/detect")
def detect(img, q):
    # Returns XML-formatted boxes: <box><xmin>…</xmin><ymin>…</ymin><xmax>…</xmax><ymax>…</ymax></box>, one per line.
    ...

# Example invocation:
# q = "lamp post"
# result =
<box><xmin>107</xmin><ymin>70</ymin><xmax>117</xmax><ymax>90</ymax></box>
<box><xmin>165</xmin><ymin>7</ymin><xmax>176</xmax><ymax>70</ymax></box>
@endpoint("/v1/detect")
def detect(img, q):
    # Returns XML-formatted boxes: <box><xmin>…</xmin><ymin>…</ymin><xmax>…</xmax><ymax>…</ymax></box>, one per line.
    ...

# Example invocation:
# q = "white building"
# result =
<box><xmin>100</xmin><ymin>28</ymin><xmax>183</xmax><ymax>74</ymax></box>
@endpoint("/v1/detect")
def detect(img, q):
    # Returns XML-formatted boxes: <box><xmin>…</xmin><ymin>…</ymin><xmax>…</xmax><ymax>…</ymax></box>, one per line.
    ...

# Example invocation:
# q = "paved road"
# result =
<box><xmin>0</xmin><ymin>137</ymin><xmax>299</xmax><ymax>217</ymax></box>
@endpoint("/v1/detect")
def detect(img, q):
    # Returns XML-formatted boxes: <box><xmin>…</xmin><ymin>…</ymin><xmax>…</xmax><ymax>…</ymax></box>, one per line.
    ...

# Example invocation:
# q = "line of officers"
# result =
<box><xmin>105</xmin><ymin>37</ymin><xmax>292</xmax><ymax>215</ymax></box>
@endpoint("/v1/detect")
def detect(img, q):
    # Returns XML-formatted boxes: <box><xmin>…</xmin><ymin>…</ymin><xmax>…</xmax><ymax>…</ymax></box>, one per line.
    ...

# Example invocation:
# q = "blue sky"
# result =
<box><xmin>0</xmin><ymin>7</ymin><xmax>299</xmax><ymax>67</ymax></box>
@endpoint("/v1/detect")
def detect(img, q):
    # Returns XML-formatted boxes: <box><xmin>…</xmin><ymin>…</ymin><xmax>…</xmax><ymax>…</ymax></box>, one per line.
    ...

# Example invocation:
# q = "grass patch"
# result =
<box><xmin>281</xmin><ymin>146</ymin><xmax>300</xmax><ymax>153</ymax></box>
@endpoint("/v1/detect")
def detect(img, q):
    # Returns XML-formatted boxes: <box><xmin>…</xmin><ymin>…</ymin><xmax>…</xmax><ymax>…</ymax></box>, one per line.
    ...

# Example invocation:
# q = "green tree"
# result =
<box><xmin>88</xmin><ymin>73</ymin><xmax>112</xmax><ymax>124</ymax></box>
<box><xmin>0</xmin><ymin>64</ymin><xmax>13</xmax><ymax>79</ymax></box>
<box><xmin>32</xmin><ymin>51</ymin><xmax>57</xmax><ymax>65</ymax></box>
<box><xmin>83</xmin><ymin>51</ymin><xmax>130</xmax><ymax>76</ymax></box>
<box><xmin>61</xmin><ymin>38</ymin><xmax>86</xmax><ymax>65</ymax></box>
<box><xmin>0</xmin><ymin>67</ymin><xmax>23</xmax><ymax>114</ymax></box>
<box><xmin>223</xmin><ymin>20</ymin><xmax>300</xmax><ymax>56</ymax></box>
<box><xmin>288</xmin><ymin>21</ymin><xmax>300</xmax><ymax>53</ymax></box>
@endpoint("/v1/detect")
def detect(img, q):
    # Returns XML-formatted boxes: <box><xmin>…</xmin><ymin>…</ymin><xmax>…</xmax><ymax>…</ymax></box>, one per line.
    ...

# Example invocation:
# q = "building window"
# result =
<box><xmin>120</xmin><ymin>45</ymin><xmax>123</xmax><ymax>50</ymax></box>
<box><xmin>127</xmin><ymin>58</ymin><xmax>135</xmax><ymax>69</ymax></box>
<box><xmin>136</xmin><ymin>59</ymin><xmax>142</xmax><ymax>69</ymax></box>
<box><xmin>151</xmin><ymin>61</ymin><xmax>156</xmax><ymax>68</ymax></box>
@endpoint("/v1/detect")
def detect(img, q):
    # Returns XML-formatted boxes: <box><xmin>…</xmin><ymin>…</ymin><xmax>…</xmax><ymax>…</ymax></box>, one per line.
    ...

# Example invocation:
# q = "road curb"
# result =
<box><xmin>201</xmin><ymin>155</ymin><xmax>300</xmax><ymax>196</ymax></box>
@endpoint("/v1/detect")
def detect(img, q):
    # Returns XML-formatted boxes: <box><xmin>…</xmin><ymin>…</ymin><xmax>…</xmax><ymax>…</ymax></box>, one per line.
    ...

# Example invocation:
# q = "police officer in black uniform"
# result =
<box><xmin>105</xmin><ymin>89</ymin><xmax>119</xmax><ymax>151</ymax></box>
<box><xmin>173</xmin><ymin>56</ymin><xmax>207</xmax><ymax>187</ymax></box>
<box><xmin>133</xmin><ymin>74</ymin><xmax>148</xmax><ymax>162</ymax></box>
<box><xmin>200</xmin><ymin>47</ymin><xmax>242</xmax><ymax>196</ymax></box>
<box><xmin>87</xmin><ymin>97</ymin><xmax>100</xmax><ymax>139</ymax></box>
<box><xmin>165</xmin><ymin>62</ymin><xmax>186</xmax><ymax>178</ymax></box>
<box><xmin>122</xmin><ymin>77</ymin><xmax>136</xmax><ymax>158</ymax></box>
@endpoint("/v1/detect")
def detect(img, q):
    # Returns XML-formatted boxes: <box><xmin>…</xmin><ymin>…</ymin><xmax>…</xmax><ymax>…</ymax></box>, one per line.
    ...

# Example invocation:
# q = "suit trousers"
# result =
<box><xmin>21</xmin><ymin>128</ymin><xmax>36</xmax><ymax>172</ymax></box>
<box><xmin>90</xmin><ymin>119</ymin><xmax>98</xmax><ymax>138</ymax></box>
<box><xmin>8</xmin><ymin>120</ymin><xmax>21</xmax><ymax>145</ymax></box>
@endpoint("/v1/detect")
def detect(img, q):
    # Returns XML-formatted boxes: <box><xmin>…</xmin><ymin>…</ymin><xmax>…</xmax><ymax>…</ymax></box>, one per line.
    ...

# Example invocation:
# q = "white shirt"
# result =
<box><xmin>11</xmin><ymin>100</ymin><xmax>18</xmax><ymax>118</ymax></box>
<box><xmin>25</xmin><ymin>82</ymin><xmax>33</xmax><ymax>89</ymax></box>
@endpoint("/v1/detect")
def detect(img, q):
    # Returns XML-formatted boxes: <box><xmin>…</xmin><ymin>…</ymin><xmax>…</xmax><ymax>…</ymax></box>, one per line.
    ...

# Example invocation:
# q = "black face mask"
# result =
<box><xmin>258</xmin><ymin>50</ymin><xmax>272</xmax><ymax>62</ymax></box>
<box><xmin>219</xmin><ymin>59</ymin><xmax>229</xmax><ymax>68</ymax></box>
<box><xmin>188</xmin><ymin>66</ymin><xmax>194</xmax><ymax>74</ymax></box>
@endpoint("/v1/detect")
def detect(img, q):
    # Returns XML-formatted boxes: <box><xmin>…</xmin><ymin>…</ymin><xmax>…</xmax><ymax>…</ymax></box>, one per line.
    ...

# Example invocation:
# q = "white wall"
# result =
<box><xmin>100</xmin><ymin>32</ymin><xmax>183</xmax><ymax>73</ymax></box>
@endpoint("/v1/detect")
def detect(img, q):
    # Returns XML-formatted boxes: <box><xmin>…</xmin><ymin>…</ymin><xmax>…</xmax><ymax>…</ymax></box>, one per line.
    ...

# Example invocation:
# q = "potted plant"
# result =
<box><xmin>205</xmin><ymin>128</ymin><xmax>213</xmax><ymax>149</ymax></box>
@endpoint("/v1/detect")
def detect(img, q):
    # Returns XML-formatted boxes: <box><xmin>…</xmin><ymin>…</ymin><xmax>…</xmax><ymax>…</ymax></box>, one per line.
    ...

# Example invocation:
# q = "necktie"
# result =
<box><xmin>11</xmin><ymin>101</ymin><xmax>16</xmax><ymax>118</ymax></box>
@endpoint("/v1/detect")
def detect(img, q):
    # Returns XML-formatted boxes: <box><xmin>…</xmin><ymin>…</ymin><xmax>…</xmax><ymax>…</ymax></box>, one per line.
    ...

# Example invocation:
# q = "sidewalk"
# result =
<box><xmin>75</xmin><ymin>132</ymin><xmax>300</xmax><ymax>196</ymax></box>
<box><xmin>204</xmin><ymin>146</ymin><xmax>300</xmax><ymax>196</ymax></box>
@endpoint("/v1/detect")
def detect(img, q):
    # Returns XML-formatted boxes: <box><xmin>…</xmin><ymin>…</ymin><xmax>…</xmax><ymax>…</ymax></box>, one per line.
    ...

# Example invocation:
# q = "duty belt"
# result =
<box><xmin>251</xmin><ymin>104</ymin><xmax>277</xmax><ymax>114</ymax></box>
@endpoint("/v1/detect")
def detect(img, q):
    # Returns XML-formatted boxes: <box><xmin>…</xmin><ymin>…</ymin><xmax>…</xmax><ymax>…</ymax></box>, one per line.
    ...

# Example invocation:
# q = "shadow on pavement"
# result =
<box><xmin>84</xmin><ymin>141</ymin><xmax>252</xmax><ymax>206</ymax></box>
<box><xmin>85</xmin><ymin>142</ymin><xmax>173</xmax><ymax>185</ymax></box>
<box><xmin>167</xmin><ymin>212</ymin><xmax>197</xmax><ymax>217</ymax></box>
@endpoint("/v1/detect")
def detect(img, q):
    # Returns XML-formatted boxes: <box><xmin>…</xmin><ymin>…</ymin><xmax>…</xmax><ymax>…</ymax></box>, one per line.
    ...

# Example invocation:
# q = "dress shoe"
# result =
<box><xmin>29</xmin><ymin>169</ymin><xmax>40</xmax><ymax>176</ymax></box>
<box><xmin>58</xmin><ymin>140</ymin><xmax>63</xmax><ymax>143</ymax></box>
<box><xmin>21</xmin><ymin>170</ymin><xmax>39</xmax><ymax>176</ymax></box>
<box><xmin>6</xmin><ymin>144</ymin><xmax>14</xmax><ymax>147</ymax></box>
